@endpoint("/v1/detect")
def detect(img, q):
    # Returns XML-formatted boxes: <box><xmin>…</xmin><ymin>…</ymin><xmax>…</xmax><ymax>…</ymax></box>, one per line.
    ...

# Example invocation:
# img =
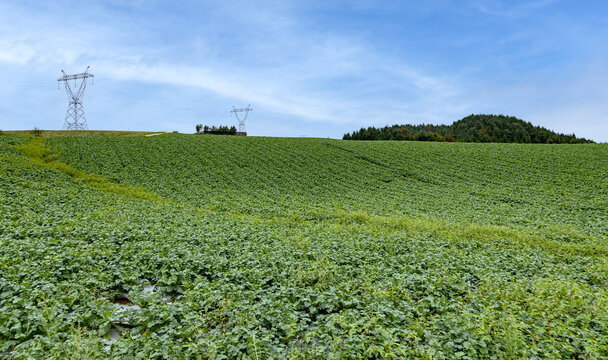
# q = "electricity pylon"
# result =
<box><xmin>231</xmin><ymin>105</ymin><xmax>252</xmax><ymax>133</ymax></box>
<box><xmin>58</xmin><ymin>66</ymin><xmax>94</xmax><ymax>130</ymax></box>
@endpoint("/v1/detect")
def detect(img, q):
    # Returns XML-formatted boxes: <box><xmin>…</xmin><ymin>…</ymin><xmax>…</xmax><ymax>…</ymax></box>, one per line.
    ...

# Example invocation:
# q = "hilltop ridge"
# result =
<box><xmin>344</xmin><ymin>114</ymin><xmax>593</xmax><ymax>143</ymax></box>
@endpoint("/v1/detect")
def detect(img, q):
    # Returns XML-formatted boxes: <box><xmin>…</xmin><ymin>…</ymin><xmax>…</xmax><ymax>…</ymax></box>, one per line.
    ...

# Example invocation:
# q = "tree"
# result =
<box><xmin>342</xmin><ymin>114</ymin><xmax>592</xmax><ymax>143</ymax></box>
<box><xmin>196</xmin><ymin>124</ymin><xmax>203</xmax><ymax>133</ymax></box>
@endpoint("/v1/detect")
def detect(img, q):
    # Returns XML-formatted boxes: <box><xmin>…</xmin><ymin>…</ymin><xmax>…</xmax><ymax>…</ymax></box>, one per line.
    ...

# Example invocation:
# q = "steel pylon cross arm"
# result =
<box><xmin>57</xmin><ymin>73</ymin><xmax>94</xmax><ymax>81</ymax></box>
<box><xmin>230</xmin><ymin>105</ymin><xmax>253</xmax><ymax>114</ymax></box>
<box><xmin>57</xmin><ymin>66</ymin><xmax>94</xmax><ymax>82</ymax></box>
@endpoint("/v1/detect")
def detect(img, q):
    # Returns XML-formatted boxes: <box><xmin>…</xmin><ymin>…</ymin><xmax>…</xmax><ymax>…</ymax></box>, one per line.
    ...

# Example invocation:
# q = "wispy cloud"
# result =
<box><xmin>0</xmin><ymin>0</ymin><xmax>464</xmax><ymax>129</ymax></box>
<box><xmin>469</xmin><ymin>0</ymin><xmax>559</xmax><ymax>18</ymax></box>
<box><xmin>0</xmin><ymin>0</ymin><xmax>606</xmax><ymax>141</ymax></box>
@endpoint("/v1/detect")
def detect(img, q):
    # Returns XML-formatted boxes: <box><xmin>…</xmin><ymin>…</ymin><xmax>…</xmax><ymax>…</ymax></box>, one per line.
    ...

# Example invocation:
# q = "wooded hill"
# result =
<box><xmin>343</xmin><ymin>114</ymin><xmax>593</xmax><ymax>143</ymax></box>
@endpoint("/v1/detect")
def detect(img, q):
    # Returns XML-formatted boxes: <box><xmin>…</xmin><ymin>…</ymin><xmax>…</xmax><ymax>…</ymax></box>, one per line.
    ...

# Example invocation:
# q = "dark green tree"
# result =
<box><xmin>343</xmin><ymin>115</ymin><xmax>592</xmax><ymax>144</ymax></box>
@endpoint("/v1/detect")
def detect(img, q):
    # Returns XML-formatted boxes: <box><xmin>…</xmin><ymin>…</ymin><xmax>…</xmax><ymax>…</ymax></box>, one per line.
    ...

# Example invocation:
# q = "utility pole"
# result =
<box><xmin>58</xmin><ymin>66</ymin><xmax>94</xmax><ymax>130</ymax></box>
<box><xmin>231</xmin><ymin>105</ymin><xmax>252</xmax><ymax>134</ymax></box>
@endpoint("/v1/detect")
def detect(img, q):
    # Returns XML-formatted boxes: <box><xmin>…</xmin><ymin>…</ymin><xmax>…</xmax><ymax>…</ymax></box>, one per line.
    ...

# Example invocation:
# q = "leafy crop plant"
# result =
<box><xmin>1</xmin><ymin>133</ymin><xmax>607</xmax><ymax>358</ymax></box>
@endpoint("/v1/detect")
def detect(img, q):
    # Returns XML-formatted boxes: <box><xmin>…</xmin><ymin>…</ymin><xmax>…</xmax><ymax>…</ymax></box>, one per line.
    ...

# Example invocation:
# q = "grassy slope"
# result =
<box><xmin>4</xmin><ymin>130</ymin><xmax>163</xmax><ymax>137</ymax></box>
<box><xmin>2</xmin><ymin>133</ymin><xmax>608</xmax><ymax>358</ymax></box>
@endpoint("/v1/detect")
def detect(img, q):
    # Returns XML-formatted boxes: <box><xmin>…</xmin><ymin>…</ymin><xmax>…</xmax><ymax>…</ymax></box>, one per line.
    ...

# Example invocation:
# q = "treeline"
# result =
<box><xmin>196</xmin><ymin>124</ymin><xmax>237</xmax><ymax>135</ymax></box>
<box><xmin>343</xmin><ymin>114</ymin><xmax>593</xmax><ymax>144</ymax></box>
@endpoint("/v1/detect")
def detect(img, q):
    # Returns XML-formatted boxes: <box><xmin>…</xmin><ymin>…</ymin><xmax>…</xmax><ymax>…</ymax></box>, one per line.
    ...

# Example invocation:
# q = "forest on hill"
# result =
<box><xmin>343</xmin><ymin>114</ymin><xmax>593</xmax><ymax>143</ymax></box>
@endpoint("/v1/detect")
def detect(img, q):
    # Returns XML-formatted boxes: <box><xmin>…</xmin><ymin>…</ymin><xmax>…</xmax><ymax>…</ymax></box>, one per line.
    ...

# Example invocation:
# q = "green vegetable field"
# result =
<box><xmin>1</xmin><ymin>133</ymin><xmax>608</xmax><ymax>359</ymax></box>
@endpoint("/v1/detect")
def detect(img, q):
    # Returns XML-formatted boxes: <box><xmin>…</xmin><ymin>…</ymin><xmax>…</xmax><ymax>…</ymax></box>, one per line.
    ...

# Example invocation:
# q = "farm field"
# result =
<box><xmin>3</xmin><ymin>130</ymin><xmax>163</xmax><ymax>137</ymax></box>
<box><xmin>1</xmin><ymin>132</ymin><xmax>608</xmax><ymax>358</ymax></box>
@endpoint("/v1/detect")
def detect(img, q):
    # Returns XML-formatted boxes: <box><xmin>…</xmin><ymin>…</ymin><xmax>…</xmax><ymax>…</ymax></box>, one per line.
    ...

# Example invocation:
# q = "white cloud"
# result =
<box><xmin>1</xmin><ymin>0</ymin><xmax>604</xmax><ymax>141</ymax></box>
<box><xmin>0</xmin><ymin>0</ymin><xmax>463</xmax><ymax>129</ymax></box>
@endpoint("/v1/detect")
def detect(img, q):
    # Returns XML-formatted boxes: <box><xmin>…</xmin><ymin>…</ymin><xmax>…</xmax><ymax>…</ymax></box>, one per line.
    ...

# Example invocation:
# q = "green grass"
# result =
<box><xmin>1</xmin><ymin>133</ymin><xmax>607</xmax><ymax>359</ymax></box>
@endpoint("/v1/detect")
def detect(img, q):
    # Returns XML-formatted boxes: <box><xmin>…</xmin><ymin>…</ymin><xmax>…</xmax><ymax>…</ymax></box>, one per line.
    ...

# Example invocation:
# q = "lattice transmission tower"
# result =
<box><xmin>57</xmin><ymin>66</ymin><xmax>94</xmax><ymax>130</ymax></box>
<box><xmin>231</xmin><ymin>105</ymin><xmax>252</xmax><ymax>134</ymax></box>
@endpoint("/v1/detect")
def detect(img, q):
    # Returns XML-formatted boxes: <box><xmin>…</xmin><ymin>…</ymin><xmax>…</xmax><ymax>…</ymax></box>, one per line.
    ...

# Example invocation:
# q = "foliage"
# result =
<box><xmin>1</xmin><ymin>133</ymin><xmax>607</xmax><ymax>358</ymax></box>
<box><xmin>16</xmin><ymin>138</ymin><xmax>164</xmax><ymax>202</ymax></box>
<box><xmin>344</xmin><ymin>114</ymin><xmax>593</xmax><ymax>143</ymax></box>
<box><xmin>195</xmin><ymin>124</ymin><xmax>203</xmax><ymax>133</ymax></box>
<box><xmin>201</xmin><ymin>125</ymin><xmax>237</xmax><ymax>135</ymax></box>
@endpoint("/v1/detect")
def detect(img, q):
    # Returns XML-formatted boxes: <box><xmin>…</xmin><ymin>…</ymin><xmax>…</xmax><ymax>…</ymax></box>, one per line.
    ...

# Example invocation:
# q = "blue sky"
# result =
<box><xmin>0</xmin><ymin>0</ymin><xmax>607</xmax><ymax>141</ymax></box>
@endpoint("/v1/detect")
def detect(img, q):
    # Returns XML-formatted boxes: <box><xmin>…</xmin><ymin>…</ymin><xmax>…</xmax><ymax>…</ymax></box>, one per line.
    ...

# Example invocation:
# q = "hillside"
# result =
<box><xmin>3</xmin><ymin>130</ymin><xmax>163</xmax><ymax>137</ymax></box>
<box><xmin>1</xmin><ymin>133</ymin><xmax>608</xmax><ymax>358</ymax></box>
<box><xmin>344</xmin><ymin>114</ymin><xmax>593</xmax><ymax>143</ymax></box>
